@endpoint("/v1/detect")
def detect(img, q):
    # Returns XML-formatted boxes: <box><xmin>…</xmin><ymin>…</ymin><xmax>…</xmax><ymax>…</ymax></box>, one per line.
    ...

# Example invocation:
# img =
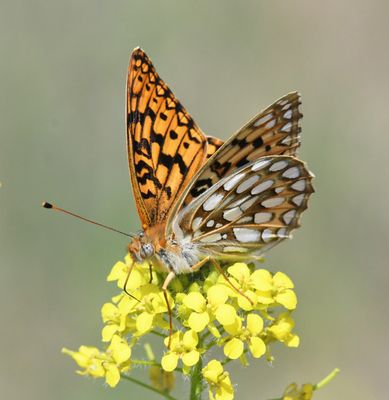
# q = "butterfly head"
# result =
<box><xmin>128</xmin><ymin>231</ymin><xmax>155</xmax><ymax>262</ymax></box>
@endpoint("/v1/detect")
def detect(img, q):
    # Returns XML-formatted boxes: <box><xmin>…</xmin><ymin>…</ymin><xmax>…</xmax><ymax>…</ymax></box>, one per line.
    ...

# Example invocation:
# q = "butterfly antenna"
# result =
<box><xmin>42</xmin><ymin>202</ymin><xmax>134</xmax><ymax>238</ymax></box>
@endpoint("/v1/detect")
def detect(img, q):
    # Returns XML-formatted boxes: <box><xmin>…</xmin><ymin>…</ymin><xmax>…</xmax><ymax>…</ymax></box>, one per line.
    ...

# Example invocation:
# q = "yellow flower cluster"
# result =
<box><xmin>63</xmin><ymin>255</ymin><xmax>301</xmax><ymax>398</ymax></box>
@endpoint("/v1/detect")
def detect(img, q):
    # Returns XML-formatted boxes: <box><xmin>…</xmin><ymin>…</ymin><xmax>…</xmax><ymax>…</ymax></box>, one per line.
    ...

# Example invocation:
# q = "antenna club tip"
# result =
<box><xmin>42</xmin><ymin>202</ymin><xmax>53</xmax><ymax>209</ymax></box>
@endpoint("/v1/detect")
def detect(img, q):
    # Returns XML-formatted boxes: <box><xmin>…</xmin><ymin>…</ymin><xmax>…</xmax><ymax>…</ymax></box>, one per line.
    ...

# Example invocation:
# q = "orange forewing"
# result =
<box><xmin>127</xmin><ymin>48</ymin><xmax>213</xmax><ymax>226</ymax></box>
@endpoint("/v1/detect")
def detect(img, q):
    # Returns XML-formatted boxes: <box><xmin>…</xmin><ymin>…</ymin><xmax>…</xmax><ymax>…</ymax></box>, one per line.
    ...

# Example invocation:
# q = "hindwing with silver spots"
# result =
<box><xmin>178</xmin><ymin>92</ymin><xmax>303</xmax><ymax>208</ymax></box>
<box><xmin>170</xmin><ymin>155</ymin><xmax>314</xmax><ymax>259</ymax></box>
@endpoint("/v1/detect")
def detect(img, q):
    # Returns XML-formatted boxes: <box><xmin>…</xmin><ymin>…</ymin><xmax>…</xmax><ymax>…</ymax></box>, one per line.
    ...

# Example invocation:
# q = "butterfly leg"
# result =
<box><xmin>210</xmin><ymin>258</ymin><xmax>254</xmax><ymax>306</ymax></box>
<box><xmin>123</xmin><ymin>261</ymin><xmax>141</xmax><ymax>302</ymax></box>
<box><xmin>148</xmin><ymin>262</ymin><xmax>153</xmax><ymax>283</ymax></box>
<box><xmin>162</xmin><ymin>271</ymin><xmax>176</xmax><ymax>349</ymax></box>
<box><xmin>190</xmin><ymin>256</ymin><xmax>211</xmax><ymax>272</ymax></box>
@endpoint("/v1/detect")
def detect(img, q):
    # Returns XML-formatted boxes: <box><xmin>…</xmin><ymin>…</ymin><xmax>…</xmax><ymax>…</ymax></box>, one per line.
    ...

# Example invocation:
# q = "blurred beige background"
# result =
<box><xmin>1</xmin><ymin>1</ymin><xmax>388</xmax><ymax>399</ymax></box>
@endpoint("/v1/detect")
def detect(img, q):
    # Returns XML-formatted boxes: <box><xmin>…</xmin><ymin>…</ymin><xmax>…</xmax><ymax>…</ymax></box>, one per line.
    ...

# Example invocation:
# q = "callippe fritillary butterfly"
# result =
<box><xmin>125</xmin><ymin>48</ymin><xmax>314</xmax><ymax>341</ymax></box>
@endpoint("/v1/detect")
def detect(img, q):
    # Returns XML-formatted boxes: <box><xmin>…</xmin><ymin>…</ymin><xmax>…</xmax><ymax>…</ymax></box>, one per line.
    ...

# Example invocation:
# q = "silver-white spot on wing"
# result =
<box><xmin>282</xmin><ymin>167</ymin><xmax>300</xmax><ymax>179</ymax></box>
<box><xmin>282</xmin><ymin>103</ymin><xmax>291</xmax><ymax>111</ymax></box>
<box><xmin>277</xmin><ymin>228</ymin><xmax>288</xmax><ymax>238</ymax></box>
<box><xmin>239</xmin><ymin>216</ymin><xmax>253</xmax><ymax>223</ymax></box>
<box><xmin>203</xmin><ymin>193</ymin><xmax>224</xmax><ymax>211</ymax></box>
<box><xmin>223</xmin><ymin>207</ymin><xmax>243</xmax><ymax>222</ymax></box>
<box><xmin>281</xmin><ymin>122</ymin><xmax>292</xmax><ymax>132</ymax></box>
<box><xmin>265</xmin><ymin>119</ymin><xmax>276</xmax><ymax>129</ymax></box>
<box><xmin>284</xmin><ymin>109</ymin><xmax>292</xmax><ymax>119</ymax></box>
<box><xmin>251</xmin><ymin>179</ymin><xmax>274</xmax><ymax>195</ymax></box>
<box><xmin>233</xmin><ymin>228</ymin><xmax>261</xmax><ymax>242</ymax></box>
<box><xmin>252</xmin><ymin>159</ymin><xmax>271</xmax><ymax>171</ymax></box>
<box><xmin>262</xmin><ymin>229</ymin><xmax>275</xmax><ymax>242</ymax></box>
<box><xmin>281</xmin><ymin>136</ymin><xmax>292</xmax><ymax>146</ymax></box>
<box><xmin>275</xmin><ymin>186</ymin><xmax>285</xmax><ymax>194</ymax></box>
<box><xmin>237</xmin><ymin>175</ymin><xmax>260</xmax><ymax>193</ymax></box>
<box><xmin>223</xmin><ymin>172</ymin><xmax>246</xmax><ymax>191</ymax></box>
<box><xmin>261</xmin><ymin>197</ymin><xmax>285</xmax><ymax>208</ymax></box>
<box><xmin>292</xmin><ymin>193</ymin><xmax>305</xmax><ymax>206</ymax></box>
<box><xmin>283</xmin><ymin>210</ymin><xmax>296</xmax><ymax>224</ymax></box>
<box><xmin>254</xmin><ymin>212</ymin><xmax>273</xmax><ymax>224</ymax></box>
<box><xmin>291</xmin><ymin>180</ymin><xmax>306</xmax><ymax>191</ymax></box>
<box><xmin>240</xmin><ymin>196</ymin><xmax>258</xmax><ymax>211</ymax></box>
<box><xmin>269</xmin><ymin>160</ymin><xmax>288</xmax><ymax>172</ymax></box>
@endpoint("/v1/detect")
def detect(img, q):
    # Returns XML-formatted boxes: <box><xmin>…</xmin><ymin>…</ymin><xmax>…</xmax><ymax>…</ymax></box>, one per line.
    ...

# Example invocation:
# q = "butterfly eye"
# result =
<box><xmin>140</xmin><ymin>243</ymin><xmax>154</xmax><ymax>259</ymax></box>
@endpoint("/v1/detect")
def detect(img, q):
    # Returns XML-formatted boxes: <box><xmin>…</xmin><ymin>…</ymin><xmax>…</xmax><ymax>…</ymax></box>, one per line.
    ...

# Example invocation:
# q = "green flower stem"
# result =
<box><xmin>121</xmin><ymin>374</ymin><xmax>177</xmax><ymax>400</ymax></box>
<box><xmin>131</xmin><ymin>359</ymin><xmax>160</xmax><ymax>367</ymax></box>
<box><xmin>313</xmin><ymin>368</ymin><xmax>340</xmax><ymax>390</ymax></box>
<box><xmin>189</xmin><ymin>357</ymin><xmax>203</xmax><ymax>400</ymax></box>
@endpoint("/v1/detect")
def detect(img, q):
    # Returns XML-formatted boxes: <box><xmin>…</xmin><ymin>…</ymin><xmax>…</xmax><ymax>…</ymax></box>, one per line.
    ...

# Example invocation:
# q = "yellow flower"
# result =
<box><xmin>202</xmin><ymin>360</ymin><xmax>234</xmax><ymax>400</ymax></box>
<box><xmin>250</xmin><ymin>269</ymin><xmax>297</xmax><ymax>310</ymax></box>
<box><xmin>272</xmin><ymin>272</ymin><xmax>297</xmax><ymax>310</ymax></box>
<box><xmin>62</xmin><ymin>335</ymin><xmax>131</xmax><ymax>388</ymax></box>
<box><xmin>176</xmin><ymin>283</ymin><xmax>230</xmax><ymax>337</ymax></box>
<box><xmin>267</xmin><ymin>312</ymin><xmax>300</xmax><ymax>347</ymax></box>
<box><xmin>219</xmin><ymin>264</ymin><xmax>297</xmax><ymax>312</ymax></box>
<box><xmin>223</xmin><ymin>313</ymin><xmax>266</xmax><ymax>359</ymax></box>
<box><xmin>63</xmin><ymin>256</ymin><xmax>314</xmax><ymax>398</ymax></box>
<box><xmin>134</xmin><ymin>284</ymin><xmax>174</xmax><ymax>335</ymax></box>
<box><xmin>107</xmin><ymin>255</ymin><xmax>159</xmax><ymax>292</ymax></box>
<box><xmin>62</xmin><ymin>346</ymin><xmax>105</xmax><ymax>378</ymax></box>
<box><xmin>181</xmin><ymin>291</ymin><xmax>210</xmax><ymax>332</ymax></box>
<box><xmin>282</xmin><ymin>383</ymin><xmax>314</xmax><ymax>400</ymax></box>
<box><xmin>103</xmin><ymin>267</ymin><xmax>174</xmax><ymax>340</ymax></box>
<box><xmin>219</xmin><ymin>263</ymin><xmax>258</xmax><ymax>310</ymax></box>
<box><xmin>161</xmin><ymin>330</ymin><xmax>200</xmax><ymax>372</ymax></box>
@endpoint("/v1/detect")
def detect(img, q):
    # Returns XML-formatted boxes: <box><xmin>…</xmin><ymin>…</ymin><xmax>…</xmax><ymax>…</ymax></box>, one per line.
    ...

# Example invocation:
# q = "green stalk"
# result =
<box><xmin>189</xmin><ymin>357</ymin><xmax>203</xmax><ymax>400</ymax></box>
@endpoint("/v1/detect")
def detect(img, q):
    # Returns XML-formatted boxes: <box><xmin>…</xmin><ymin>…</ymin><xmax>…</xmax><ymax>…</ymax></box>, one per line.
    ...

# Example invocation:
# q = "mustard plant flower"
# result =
<box><xmin>267</xmin><ymin>312</ymin><xmax>300</xmax><ymax>347</ymax></box>
<box><xmin>62</xmin><ymin>256</ymin><xmax>338</xmax><ymax>399</ymax></box>
<box><xmin>161</xmin><ymin>330</ymin><xmax>200</xmax><ymax>372</ymax></box>
<box><xmin>218</xmin><ymin>262</ymin><xmax>258</xmax><ymax>310</ymax></box>
<box><xmin>223</xmin><ymin>313</ymin><xmax>266</xmax><ymax>359</ymax></box>
<box><xmin>180</xmin><ymin>291</ymin><xmax>210</xmax><ymax>332</ymax></box>
<box><xmin>202</xmin><ymin>360</ymin><xmax>234</xmax><ymax>400</ymax></box>
<box><xmin>62</xmin><ymin>335</ymin><xmax>131</xmax><ymax>388</ymax></box>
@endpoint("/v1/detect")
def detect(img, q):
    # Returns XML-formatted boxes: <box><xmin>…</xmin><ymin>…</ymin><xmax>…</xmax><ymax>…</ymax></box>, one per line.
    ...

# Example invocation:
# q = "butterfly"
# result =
<box><xmin>126</xmin><ymin>48</ymin><xmax>314</xmax><ymax>341</ymax></box>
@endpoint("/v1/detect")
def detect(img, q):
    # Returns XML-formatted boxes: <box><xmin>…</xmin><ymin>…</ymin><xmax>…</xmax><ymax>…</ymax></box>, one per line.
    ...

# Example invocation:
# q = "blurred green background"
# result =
<box><xmin>1</xmin><ymin>1</ymin><xmax>388</xmax><ymax>399</ymax></box>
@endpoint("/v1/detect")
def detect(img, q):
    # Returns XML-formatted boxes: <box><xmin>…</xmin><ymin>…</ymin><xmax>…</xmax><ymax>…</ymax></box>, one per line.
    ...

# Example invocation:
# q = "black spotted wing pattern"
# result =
<box><xmin>127</xmin><ymin>48</ymin><xmax>209</xmax><ymax>225</ymax></box>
